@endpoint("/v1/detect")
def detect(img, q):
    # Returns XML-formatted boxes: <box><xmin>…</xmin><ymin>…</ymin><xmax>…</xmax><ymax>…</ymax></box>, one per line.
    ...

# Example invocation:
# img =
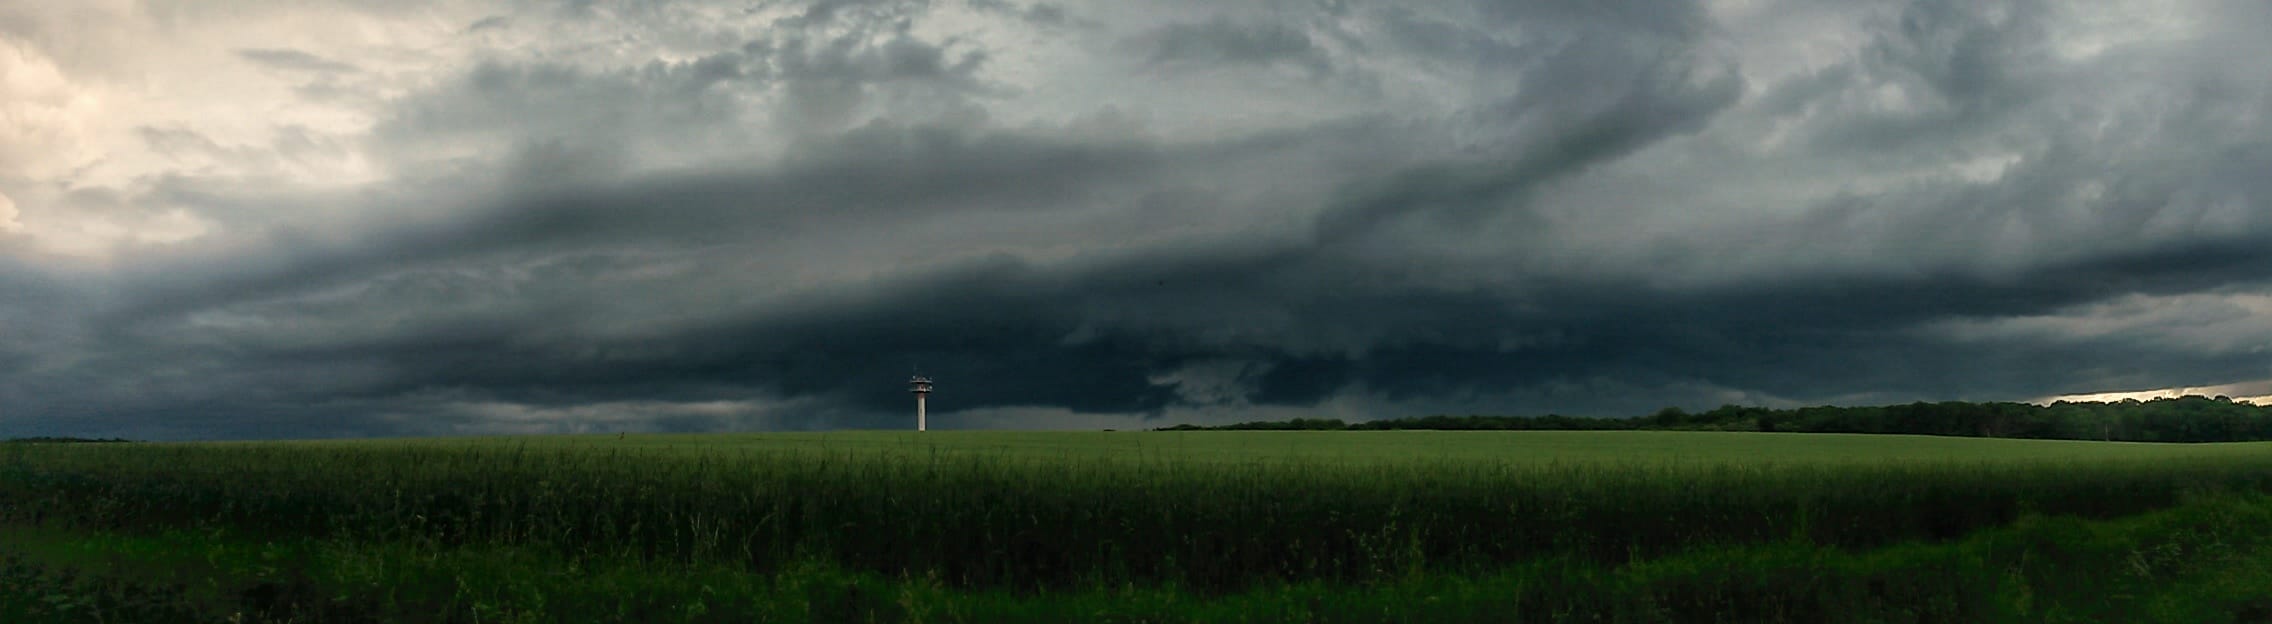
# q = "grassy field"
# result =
<box><xmin>253</xmin><ymin>429</ymin><xmax>2272</xmax><ymax>463</ymax></box>
<box><xmin>7</xmin><ymin>431</ymin><xmax>2272</xmax><ymax>622</ymax></box>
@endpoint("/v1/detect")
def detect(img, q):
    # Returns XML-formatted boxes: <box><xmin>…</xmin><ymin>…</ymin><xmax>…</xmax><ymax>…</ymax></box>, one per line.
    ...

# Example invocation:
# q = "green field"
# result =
<box><xmin>282</xmin><ymin>429</ymin><xmax>2272</xmax><ymax>464</ymax></box>
<box><xmin>8</xmin><ymin>431</ymin><xmax>2272</xmax><ymax>622</ymax></box>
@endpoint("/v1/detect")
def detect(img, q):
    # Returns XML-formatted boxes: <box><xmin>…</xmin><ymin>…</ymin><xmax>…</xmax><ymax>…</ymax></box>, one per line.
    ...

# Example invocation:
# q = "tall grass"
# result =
<box><xmin>6</xmin><ymin>440</ymin><xmax>2272</xmax><ymax>594</ymax></box>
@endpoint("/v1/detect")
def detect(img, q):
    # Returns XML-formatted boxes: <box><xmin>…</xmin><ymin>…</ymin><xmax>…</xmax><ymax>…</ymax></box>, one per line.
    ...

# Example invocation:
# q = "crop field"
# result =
<box><xmin>8</xmin><ymin>431</ymin><xmax>2272</xmax><ymax>622</ymax></box>
<box><xmin>267</xmin><ymin>429</ymin><xmax>2272</xmax><ymax>464</ymax></box>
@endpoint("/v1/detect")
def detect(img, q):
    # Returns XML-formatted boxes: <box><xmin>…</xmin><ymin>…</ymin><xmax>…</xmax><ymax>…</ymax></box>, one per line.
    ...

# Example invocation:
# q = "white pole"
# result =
<box><xmin>918</xmin><ymin>393</ymin><xmax>927</xmax><ymax>432</ymax></box>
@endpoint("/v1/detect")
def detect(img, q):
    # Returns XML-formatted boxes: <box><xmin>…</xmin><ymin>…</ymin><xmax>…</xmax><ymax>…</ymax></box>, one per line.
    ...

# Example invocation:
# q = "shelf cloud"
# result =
<box><xmin>1</xmin><ymin>0</ymin><xmax>2268</xmax><ymax>439</ymax></box>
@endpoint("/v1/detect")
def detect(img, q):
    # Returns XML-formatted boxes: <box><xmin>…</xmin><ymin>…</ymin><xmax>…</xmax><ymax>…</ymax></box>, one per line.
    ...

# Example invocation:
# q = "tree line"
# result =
<box><xmin>1155</xmin><ymin>396</ymin><xmax>2272</xmax><ymax>442</ymax></box>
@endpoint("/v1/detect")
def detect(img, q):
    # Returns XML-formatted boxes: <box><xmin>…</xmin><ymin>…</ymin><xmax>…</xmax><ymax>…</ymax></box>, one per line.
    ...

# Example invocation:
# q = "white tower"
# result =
<box><xmin>909</xmin><ymin>375</ymin><xmax>934</xmax><ymax>431</ymax></box>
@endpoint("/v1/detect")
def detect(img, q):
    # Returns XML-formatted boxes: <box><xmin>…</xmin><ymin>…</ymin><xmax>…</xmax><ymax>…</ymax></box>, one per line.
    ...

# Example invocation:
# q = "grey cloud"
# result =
<box><xmin>1784</xmin><ymin>1</ymin><xmax>2055</xmax><ymax>154</ymax></box>
<box><xmin>236</xmin><ymin>48</ymin><xmax>361</xmax><ymax>73</ymax></box>
<box><xmin>770</xmin><ymin>0</ymin><xmax>931</xmax><ymax>30</ymax></box>
<box><xmin>1139</xmin><ymin>18</ymin><xmax>1324</xmax><ymax>70</ymax></box>
<box><xmin>1316</xmin><ymin>36</ymin><xmax>1744</xmax><ymax>242</ymax></box>
<box><xmin>133</xmin><ymin>126</ymin><xmax>281</xmax><ymax>168</ymax></box>
<box><xmin>372</xmin><ymin>7</ymin><xmax>993</xmax><ymax>173</ymax></box>
<box><xmin>466</xmin><ymin>16</ymin><xmax>510</xmax><ymax>32</ymax></box>
<box><xmin>5</xmin><ymin>0</ymin><xmax>2272</xmax><ymax>439</ymax></box>
<box><xmin>1477</xmin><ymin>0</ymin><xmax>1714</xmax><ymax>40</ymax></box>
<box><xmin>966</xmin><ymin>0</ymin><xmax>1092</xmax><ymax>29</ymax></box>
<box><xmin>755</xmin><ymin>27</ymin><xmax>995</xmax><ymax>132</ymax></box>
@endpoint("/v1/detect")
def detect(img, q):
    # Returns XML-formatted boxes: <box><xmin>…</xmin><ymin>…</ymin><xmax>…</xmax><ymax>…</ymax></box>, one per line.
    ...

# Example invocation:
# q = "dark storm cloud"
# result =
<box><xmin>1312</xmin><ymin>58</ymin><xmax>1743</xmax><ymax>241</ymax></box>
<box><xmin>5</xmin><ymin>0</ymin><xmax>2271</xmax><ymax>438</ymax></box>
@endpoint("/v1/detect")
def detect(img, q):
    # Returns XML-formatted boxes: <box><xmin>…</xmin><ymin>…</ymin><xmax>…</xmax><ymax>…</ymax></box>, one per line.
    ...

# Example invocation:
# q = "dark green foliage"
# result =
<box><xmin>1359</xmin><ymin>413</ymin><xmax>1648</xmax><ymax>431</ymax></box>
<box><xmin>9</xmin><ymin>493</ymin><xmax>2272</xmax><ymax>622</ymax></box>
<box><xmin>0</xmin><ymin>552</ymin><xmax>205</xmax><ymax>622</ymax></box>
<box><xmin>9</xmin><ymin>442</ymin><xmax>2272</xmax><ymax>597</ymax></box>
<box><xmin>1174</xmin><ymin>396</ymin><xmax>2272</xmax><ymax>443</ymax></box>
<box><xmin>1160</xmin><ymin>418</ymin><xmax>1351</xmax><ymax>431</ymax></box>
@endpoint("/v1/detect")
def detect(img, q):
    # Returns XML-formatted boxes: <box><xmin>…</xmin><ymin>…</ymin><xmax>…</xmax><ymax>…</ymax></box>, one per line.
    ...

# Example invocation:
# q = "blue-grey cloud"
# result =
<box><xmin>1</xmin><ymin>0</ymin><xmax>2268</xmax><ymax>439</ymax></box>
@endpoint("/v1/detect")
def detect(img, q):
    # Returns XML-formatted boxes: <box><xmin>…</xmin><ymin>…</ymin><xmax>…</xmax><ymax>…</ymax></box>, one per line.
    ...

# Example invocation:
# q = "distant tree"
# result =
<box><xmin>1650</xmin><ymin>407</ymin><xmax>1688</xmax><ymax>428</ymax></box>
<box><xmin>1152</xmin><ymin>396</ymin><xmax>2272</xmax><ymax>442</ymax></box>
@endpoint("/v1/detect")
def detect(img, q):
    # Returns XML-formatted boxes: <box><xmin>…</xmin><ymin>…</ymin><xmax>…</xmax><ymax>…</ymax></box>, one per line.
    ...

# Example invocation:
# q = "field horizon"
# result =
<box><xmin>12</xmin><ymin>429</ymin><xmax>2272</xmax><ymax>622</ymax></box>
<box><xmin>213</xmin><ymin>428</ymin><xmax>2272</xmax><ymax>466</ymax></box>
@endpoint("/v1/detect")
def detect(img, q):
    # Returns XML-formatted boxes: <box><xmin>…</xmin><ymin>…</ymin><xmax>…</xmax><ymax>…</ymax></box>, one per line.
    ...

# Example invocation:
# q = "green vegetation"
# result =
<box><xmin>1170</xmin><ymin>396</ymin><xmax>2272</xmax><ymax>443</ymax></box>
<box><xmin>255</xmin><ymin>428</ymin><xmax>2272</xmax><ymax>464</ymax></box>
<box><xmin>7</xmin><ymin>431</ymin><xmax>2272</xmax><ymax>621</ymax></box>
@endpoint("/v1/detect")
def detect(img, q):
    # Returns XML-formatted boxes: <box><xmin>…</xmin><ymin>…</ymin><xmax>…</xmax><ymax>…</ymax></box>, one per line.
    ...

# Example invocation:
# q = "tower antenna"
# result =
<box><xmin>908</xmin><ymin>373</ymin><xmax>935</xmax><ymax>432</ymax></box>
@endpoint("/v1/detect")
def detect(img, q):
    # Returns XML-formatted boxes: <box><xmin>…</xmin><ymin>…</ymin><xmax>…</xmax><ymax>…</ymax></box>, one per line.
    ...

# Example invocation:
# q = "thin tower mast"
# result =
<box><xmin>909</xmin><ymin>375</ymin><xmax>934</xmax><ymax>431</ymax></box>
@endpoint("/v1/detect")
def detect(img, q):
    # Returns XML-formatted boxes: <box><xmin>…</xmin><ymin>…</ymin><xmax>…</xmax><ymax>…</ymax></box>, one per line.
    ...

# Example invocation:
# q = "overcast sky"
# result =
<box><xmin>3</xmin><ymin>0</ymin><xmax>2269</xmax><ymax>439</ymax></box>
